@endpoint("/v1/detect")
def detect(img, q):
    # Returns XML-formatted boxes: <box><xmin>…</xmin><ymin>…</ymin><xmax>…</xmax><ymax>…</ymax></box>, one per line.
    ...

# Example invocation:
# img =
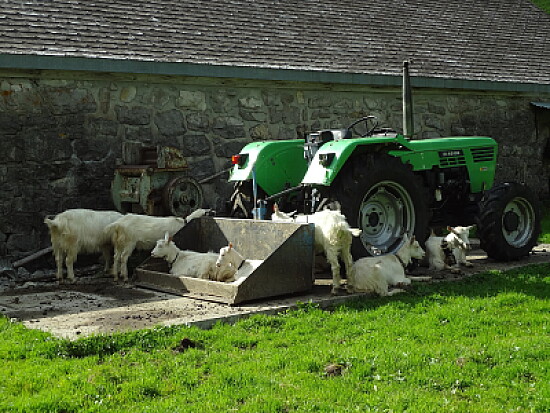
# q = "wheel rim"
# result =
<box><xmin>163</xmin><ymin>177</ymin><xmax>203</xmax><ymax>217</ymax></box>
<box><xmin>501</xmin><ymin>196</ymin><xmax>535</xmax><ymax>247</ymax></box>
<box><xmin>358</xmin><ymin>181</ymin><xmax>415</xmax><ymax>254</ymax></box>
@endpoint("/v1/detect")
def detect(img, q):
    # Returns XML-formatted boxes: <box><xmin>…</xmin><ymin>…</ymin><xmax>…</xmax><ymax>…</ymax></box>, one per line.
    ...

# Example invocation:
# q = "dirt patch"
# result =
<box><xmin>1</xmin><ymin>243</ymin><xmax>549</xmax><ymax>340</ymax></box>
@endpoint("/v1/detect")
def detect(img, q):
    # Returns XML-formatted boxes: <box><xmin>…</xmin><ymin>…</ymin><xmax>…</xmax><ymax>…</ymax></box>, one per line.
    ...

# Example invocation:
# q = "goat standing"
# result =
<box><xmin>272</xmin><ymin>205</ymin><xmax>361</xmax><ymax>294</ymax></box>
<box><xmin>44</xmin><ymin>209</ymin><xmax>123</xmax><ymax>283</ymax></box>
<box><xmin>106</xmin><ymin>208</ymin><xmax>210</xmax><ymax>282</ymax></box>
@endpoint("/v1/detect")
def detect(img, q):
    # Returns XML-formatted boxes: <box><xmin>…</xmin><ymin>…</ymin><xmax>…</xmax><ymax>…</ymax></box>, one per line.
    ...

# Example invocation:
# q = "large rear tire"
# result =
<box><xmin>476</xmin><ymin>182</ymin><xmax>541</xmax><ymax>261</ymax></box>
<box><xmin>334</xmin><ymin>154</ymin><xmax>430</xmax><ymax>258</ymax></box>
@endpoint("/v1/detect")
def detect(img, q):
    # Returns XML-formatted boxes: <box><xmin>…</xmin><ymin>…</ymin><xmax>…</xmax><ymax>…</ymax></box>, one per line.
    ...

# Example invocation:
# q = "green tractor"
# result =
<box><xmin>228</xmin><ymin>62</ymin><xmax>541</xmax><ymax>261</ymax></box>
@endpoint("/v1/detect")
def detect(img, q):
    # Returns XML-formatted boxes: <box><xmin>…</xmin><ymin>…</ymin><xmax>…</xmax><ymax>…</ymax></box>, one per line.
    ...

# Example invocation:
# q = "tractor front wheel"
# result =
<box><xmin>476</xmin><ymin>182</ymin><xmax>541</xmax><ymax>261</ymax></box>
<box><xmin>335</xmin><ymin>154</ymin><xmax>430</xmax><ymax>258</ymax></box>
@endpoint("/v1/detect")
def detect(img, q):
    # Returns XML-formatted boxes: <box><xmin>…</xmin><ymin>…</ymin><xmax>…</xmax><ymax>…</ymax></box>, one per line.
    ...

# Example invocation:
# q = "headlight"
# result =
<box><xmin>319</xmin><ymin>153</ymin><xmax>335</xmax><ymax>167</ymax></box>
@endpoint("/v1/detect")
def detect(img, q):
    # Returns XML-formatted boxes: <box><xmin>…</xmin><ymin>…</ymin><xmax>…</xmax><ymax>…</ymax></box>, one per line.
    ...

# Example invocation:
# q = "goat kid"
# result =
<box><xmin>106</xmin><ymin>208</ymin><xmax>210</xmax><ymax>282</ymax></box>
<box><xmin>44</xmin><ymin>209</ymin><xmax>123</xmax><ymax>283</ymax></box>
<box><xmin>272</xmin><ymin>205</ymin><xmax>361</xmax><ymax>295</ymax></box>
<box><xmin>215</xmin><ymin>242</ymin><xmax>263</xmax><ymax>282</ymax></box>
<box><xmin>348</xmin><ymin>233</ymin><xmax>430</xmax><ymax>296</ymax></box>
<box><xmin>151</xmin><ymin>233</ymin><xmax>235</xmax><ymax>282</ymax></box>
<box><xmin>425</xmin><ymin>225</ymin><xmax>474</xmax><ymax>273</ymax></box>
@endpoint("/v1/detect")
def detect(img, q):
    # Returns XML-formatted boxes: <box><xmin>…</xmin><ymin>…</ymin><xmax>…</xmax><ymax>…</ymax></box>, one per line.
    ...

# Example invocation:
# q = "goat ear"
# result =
<box><xmin>164</xmin><ymin>232</ymin><xmax>170</xmax><ymax>242</ymax></box>
<box><xmin>228</xmin><ymin>242</ymin><xmax>233</xmax><ymax>249</ymax></box>
<box><xmin>448</xmin><ymin>226</ymin><xmax>460</xmax><ymax>235</ymax></box>
<box><xmin>410</xmin><ymin>235</ymin><xmax>416</xmax><ymax>243</ymax></box>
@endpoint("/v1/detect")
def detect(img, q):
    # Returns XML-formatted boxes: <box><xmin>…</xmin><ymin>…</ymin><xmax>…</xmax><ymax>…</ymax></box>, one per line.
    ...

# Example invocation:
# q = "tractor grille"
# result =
<box><xmin>439</xmin><ymin>150</ymin><xmax>466</xmax><ymax>167</ymax></box>
<box><xmin>471</xmin><ymin>147</ymin><xmax>495</xmax><ymax>163</ymax></box>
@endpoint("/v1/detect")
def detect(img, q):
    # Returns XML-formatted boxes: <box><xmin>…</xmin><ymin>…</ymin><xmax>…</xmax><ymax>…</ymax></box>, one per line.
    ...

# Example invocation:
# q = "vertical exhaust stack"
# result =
<box><xmin>402</xmin><ymin>61</ymin><xmax>414</xmax><ymax>139</ymax></box>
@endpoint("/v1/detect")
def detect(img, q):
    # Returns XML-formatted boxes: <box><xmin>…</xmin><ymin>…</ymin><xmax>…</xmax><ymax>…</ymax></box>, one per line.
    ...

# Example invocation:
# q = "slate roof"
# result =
<box><xmin>0</xmin><ymin>0</ymin><xmax>549</xmax><ymax>86</ymax></box>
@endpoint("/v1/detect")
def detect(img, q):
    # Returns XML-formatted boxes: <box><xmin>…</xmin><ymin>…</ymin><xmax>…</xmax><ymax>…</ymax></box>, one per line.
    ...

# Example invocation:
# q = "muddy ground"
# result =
<box><xmin>1</xmin><ymin>242</ymin><xmax>549</xmax><ymax>340</ymax></box>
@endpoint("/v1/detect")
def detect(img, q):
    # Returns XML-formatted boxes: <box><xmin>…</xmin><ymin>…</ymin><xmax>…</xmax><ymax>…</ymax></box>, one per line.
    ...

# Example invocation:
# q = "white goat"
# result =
<box><xmin>271</xmin><ymin>203</ymin><xmax>296</xmax><ymax>222</ymax></box>
<box><xmin>348</xmin><ymin>233</ymin><xmax>430</xmax><ymax>296</ymax></box>
<box><xmin>215</xmin><ymin>242</ymin><xmax>263</xmax><ymax>283</ymax></box>
<box><xmin>425</xmin><ymin>225</ymin><xmax>474</xmax><ymax>273</ymax></box>
<box><xmin>106</xmin><ymin>208</ymin><xmax>210</xmax><ymax>282</ymax></box>
<box><xmin>272</xmin><ymin>205</ymin><xmax>361</xmax><ymax>294</ymax></box>
<box><xmin>44</xmin><ymin>209</ymin><xmax>123</xmax><ymax>283</ymax></box>
<box><xmin>151</xmin><ymin>233</ymin><xmax>236</xmax><ymax>282</ymax></box>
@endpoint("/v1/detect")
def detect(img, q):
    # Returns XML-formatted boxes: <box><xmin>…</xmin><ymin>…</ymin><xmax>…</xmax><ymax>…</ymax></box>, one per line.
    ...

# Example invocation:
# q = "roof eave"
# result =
<box><xmin>1</xmin><ymin>53</ymin><xmax>549</xmax><ymax>94</ymax></box>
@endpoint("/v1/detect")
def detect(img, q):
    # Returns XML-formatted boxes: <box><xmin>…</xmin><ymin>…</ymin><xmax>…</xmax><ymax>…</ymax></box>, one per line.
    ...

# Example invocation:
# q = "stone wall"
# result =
<box><xmin>1</xmin><ymin>69</ymin><xmax>549</xmax><ymax>258</ymax></box>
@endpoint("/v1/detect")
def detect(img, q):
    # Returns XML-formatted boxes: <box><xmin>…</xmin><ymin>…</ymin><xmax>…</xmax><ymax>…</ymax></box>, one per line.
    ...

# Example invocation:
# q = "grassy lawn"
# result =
<box><xmin>539</xmin><ymin>204</ymin><xmax>550</xmax><ymax>243</ymax></box>
<box><xmin>0</xmin><ymin>267</ymin><xmax>548</xmax><ymax>412</ymax></box>
<box><xmin>532</xmin><ymin>0</ymin><xmax>550</xmax><ymax>13</ymax></box>
<box><xmin>1</xmin><ymin>210</ymin><xmax>549</xmax><ymax>412</ymax></box>
<box><xmin>2</xmin><ymin>208</ymin><xmax>550</xmax><ymax>412</ymax></box>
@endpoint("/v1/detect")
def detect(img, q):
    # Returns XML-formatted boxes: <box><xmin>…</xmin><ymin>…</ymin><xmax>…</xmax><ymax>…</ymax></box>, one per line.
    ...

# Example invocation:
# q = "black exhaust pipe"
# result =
<box><xmin>403</xmin><ymin>61</ymin><xmax>414</xmax><ymax>139</ymax></box>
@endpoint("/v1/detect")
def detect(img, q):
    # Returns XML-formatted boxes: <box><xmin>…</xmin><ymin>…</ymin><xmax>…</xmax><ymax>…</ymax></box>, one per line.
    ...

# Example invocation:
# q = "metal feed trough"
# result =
<box><xmin>134</xmin><ymin>217</ymin><xmax>315</xmax><ymax>305</ymax></box>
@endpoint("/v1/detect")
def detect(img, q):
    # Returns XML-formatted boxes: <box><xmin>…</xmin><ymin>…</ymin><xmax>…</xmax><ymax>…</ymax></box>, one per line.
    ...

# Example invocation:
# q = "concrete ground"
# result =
<box><xmin>1</xmin><ymin>242</ymin><xmax>549</xmax><ymax>340</ymax></box>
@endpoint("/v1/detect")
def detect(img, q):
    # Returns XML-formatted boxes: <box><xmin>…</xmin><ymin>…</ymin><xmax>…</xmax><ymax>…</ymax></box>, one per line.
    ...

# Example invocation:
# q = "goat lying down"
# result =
<box><xmin>348</xmin><ymin>234</ymin><xmax>431</xmax><ymax>297</ymax></box>
<box><xmin>425</xmin><ymin>225</ymin><xmax>474</xmax><ymax>274</ymax></box>
<box><xmin>44</xmin><ymin>209</ymin><xmax>123</xmax><ymax>283</ymax></box>
<box><xmin>215</xmin><ymin>243</ymin><xmax>263</xmax><ymax>285</ymax></box>
<box><xmin>151</xmin><ymin>233</ymin><xmax>236</xmax><ymax>282</ymax></box>
<box><xmin>272</xmin><ymin>204</ymin><xmax>361</xmax><ymax>294</ymax></box>
<box><xmin>106</xmin><ymin>208</ymin><xmax>210</xmax><ymax>282</ymax></box>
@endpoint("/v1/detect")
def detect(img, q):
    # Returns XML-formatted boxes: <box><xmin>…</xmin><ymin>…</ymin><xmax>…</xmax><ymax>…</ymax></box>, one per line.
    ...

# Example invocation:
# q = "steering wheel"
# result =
<box><xmin>347</xmin><ymin>116</ymin><xmax>379</xmax><ymax>138</ymax></box>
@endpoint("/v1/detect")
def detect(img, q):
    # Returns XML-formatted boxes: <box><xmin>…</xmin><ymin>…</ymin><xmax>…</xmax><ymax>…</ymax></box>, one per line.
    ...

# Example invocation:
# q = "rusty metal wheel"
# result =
<box><xmin>162</xmin><ymin>176</ymin><xmax>203</xmax><ymax>217</ymax></box>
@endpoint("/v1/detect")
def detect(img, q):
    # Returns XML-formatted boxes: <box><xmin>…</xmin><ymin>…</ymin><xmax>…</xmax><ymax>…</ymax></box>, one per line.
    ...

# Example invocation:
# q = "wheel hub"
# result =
<box><xmin>503</xmin><ymin>210</ymin><xmax>519</xmax><ymax>232</ymax></box>
<box><xmin>358</xmin><ymin>182</ymin><xmax>415</xmax><ymax>254</ymax></box>
<box><xmin>501</xmin><ymin>196</ymin><xmax>535</xmax><ymax>247</ymax></box>
<box><xmin>367</xmin><ymin>211</ymin><xmax>380</xmax><ymax>227</ymax></box>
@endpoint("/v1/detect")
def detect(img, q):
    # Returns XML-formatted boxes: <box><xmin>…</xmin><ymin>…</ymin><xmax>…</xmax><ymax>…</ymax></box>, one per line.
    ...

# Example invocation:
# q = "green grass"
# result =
<box><xmin>2</xmin><ymin>207</ymin><xmax>549</xmax><ymax>412</ymax></box>
<box><xmin>539</xmin><ymin>202</ymin><xmax>550</xmax><ymax>244</ymax></box>
<box><xmin>0</xmin><ymin>266</ymin><xmax>549</xmax><ymax>412</ymax></box>
<box><xmin>531</xmin><ymin>0</ymin><xmax>550</xmax><ymax>13</ymax></box>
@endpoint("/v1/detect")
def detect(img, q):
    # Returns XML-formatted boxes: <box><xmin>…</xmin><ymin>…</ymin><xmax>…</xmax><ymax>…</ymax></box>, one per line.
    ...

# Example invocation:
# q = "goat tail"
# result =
<box><xmin>104</xmin><ymin>222</ymin><xmax>123</xmax><ymax>247</ymax></box>
<box><xmin>44</xmin><ymin>217</ymin><xmax>56</xmax><ymax>229</ymax></box>
<box><xmin>44</xmin><ymin>216</ymin><xmax>68</xmax><ymax>236</ymax></box>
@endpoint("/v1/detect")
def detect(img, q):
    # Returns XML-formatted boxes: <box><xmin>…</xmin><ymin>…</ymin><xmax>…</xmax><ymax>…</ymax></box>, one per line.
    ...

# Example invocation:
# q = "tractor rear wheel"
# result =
<box><xmin>476</xmin><ymin>182</ymin><xmax>541</xmax><ymax>261</ymax></box>
<box><xmin>335</xmin><ymin>154</ymin><xmax>430</xmax><ymax>258</ymax></box>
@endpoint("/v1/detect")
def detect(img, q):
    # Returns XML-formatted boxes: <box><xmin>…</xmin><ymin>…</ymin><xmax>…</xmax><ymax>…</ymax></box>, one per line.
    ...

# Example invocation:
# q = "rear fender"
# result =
<box><xmin>302</xmin><ymin>135</ymin><xmax>408</xmax><ymax>185</ymax></box>
<box><xmin>229</xmin><ymin>140</ymin><xmax>308</xmax><ymax>196</ymax></box>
